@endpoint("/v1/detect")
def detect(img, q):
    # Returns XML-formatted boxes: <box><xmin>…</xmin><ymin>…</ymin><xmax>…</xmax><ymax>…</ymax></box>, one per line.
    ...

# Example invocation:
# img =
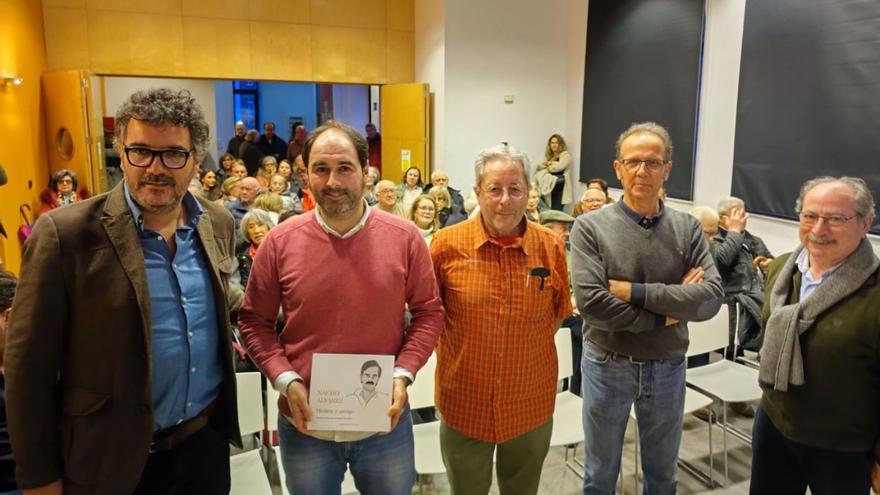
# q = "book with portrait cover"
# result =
<box><xmin>307</xmin><ymin>353</ymin><xmax>394</xmax><ymax>432</ymax></box>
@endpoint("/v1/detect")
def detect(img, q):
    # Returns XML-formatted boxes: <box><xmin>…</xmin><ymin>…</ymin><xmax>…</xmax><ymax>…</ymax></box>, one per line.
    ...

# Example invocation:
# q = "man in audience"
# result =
<box><xmin>286</xmin><ymin>122</ymin><xmax>306</xmax><ymax>163</ymax></box>
<box><xmin>230</xmin><ymin>160</ymin><xmax>248</xmax><ymax>178</ymax></box>
<box><xmin>240</xmin><ymin>129</ymin><xmax>263</xmax><ymax>176</ymax></box>
<box><xmin>227</xmin><ymin>176</ymin><xmax>260</xmax><ymax>230</ymax></box>
<box><xmin>238</xmin><ymin>121</ymin><xmax>444</xmax><ymax>494</ymax></box>
<box><xmin>431</xmin><ymin>144</ymin><xmax>571</xmax><ymax>495</ymax></box>
<box><xmin>570</xmin><ymin>122</ymin><xmax>722</xmax><ymax>494</ymax></box>
<box><xmin>6</xmin><ymin>87</ymin><xmax>240</xmax><ymax>495</ymax></box>
<box><xmin>690</xmin><ymin>205</ymin><xmax>719</xmax><ymax>243</ymax></box>
<box><xmin>752</xmin><ymin>176</ymin><xmax>880</xmax><ymax>495</ymax></box>
<box><xmin>225</xmin><ymin>120</ymin><xmax>246</xmax><ymax>158</ymax></box>
<box><xmin>425</xmin><ymin>170</ymin><xmax>467</xmax><ymax>217</ymax></box>
<box><xmin>713</xmin><ymin>198</ymin><xmax>771</xmax><ymax>401</ymax></box>
<box><xmin>259</xmin><ymin>121</ymin><xmax>287</xmax><ymax>163</ymax></box>
<box><xmin>540</xmin><ymin>209</ymin><xmax>584</xmax><ymax>396</ymax></box>
<box><xmin>374</xmin><ymin>179</ymin><xmax>406</xmax><ymax>218</ymax></box>
<box><xmin>365</xmin><ymin>123</ymin><xmax>381</xmax><ymax>172</ymax></box>
<box><xmin>717</xmin><ymin>196</ymin><xmax>774</xmax><ymax>273</ymax></box>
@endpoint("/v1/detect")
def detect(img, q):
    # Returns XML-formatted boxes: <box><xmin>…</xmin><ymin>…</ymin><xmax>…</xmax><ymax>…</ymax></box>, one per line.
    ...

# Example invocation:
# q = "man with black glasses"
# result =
<box><xmin>6</xmin><ymin>88</ymin><xmax>240</xmax><ymax>495</ymax></box>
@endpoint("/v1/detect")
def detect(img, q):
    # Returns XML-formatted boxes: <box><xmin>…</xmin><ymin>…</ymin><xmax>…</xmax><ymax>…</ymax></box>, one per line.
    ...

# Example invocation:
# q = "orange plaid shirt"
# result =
<box><xmin>430</xmin><ymin>216</ymin><xmax>572</xmax><ymax>443</ymax></box>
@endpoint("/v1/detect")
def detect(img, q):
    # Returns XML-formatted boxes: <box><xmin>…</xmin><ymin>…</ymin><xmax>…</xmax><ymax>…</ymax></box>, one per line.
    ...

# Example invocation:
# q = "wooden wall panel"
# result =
<box><xmin>43</xmin><ymin>0</ymin><xmax>415</xmax><ymax>83</ymax></box>
<box><xmin>42</xmin><ymin>7</ymin><xmax>90</xmax><ymax>70</ymax></box>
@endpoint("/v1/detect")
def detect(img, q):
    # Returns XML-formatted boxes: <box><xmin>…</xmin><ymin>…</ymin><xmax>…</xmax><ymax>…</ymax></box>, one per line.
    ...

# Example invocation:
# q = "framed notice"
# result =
<box><xmin>307</xmin><ymin>353</ymin><xmax>394</xmax><ymax>432</ymax></box>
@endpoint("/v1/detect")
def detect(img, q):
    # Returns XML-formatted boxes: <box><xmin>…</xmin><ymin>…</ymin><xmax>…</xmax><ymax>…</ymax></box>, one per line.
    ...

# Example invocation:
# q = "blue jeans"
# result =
<box><xmin>277</xmin><ymin>409</ymin><xmax>416</xmax><ymax>495</ymax></box>
<box><xmin>581</xmin><ymin>340</ymin><xmax>686</xmax><ymax>495</ymax></box>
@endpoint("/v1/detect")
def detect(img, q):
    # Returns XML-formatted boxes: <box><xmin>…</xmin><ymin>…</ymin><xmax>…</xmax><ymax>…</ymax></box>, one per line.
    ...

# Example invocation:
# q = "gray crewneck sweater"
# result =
<box><xmin>570</xmin><ymin>202</ymin><xmax>723</xmax><ymax>360</ymax></box>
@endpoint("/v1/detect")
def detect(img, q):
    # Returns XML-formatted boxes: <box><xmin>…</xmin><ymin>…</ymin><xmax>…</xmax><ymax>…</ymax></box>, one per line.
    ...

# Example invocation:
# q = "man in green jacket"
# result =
<box><xmin>753</xmin><ymin>176</ymin><xmax>880</xmax><ymax>494</ymax></box>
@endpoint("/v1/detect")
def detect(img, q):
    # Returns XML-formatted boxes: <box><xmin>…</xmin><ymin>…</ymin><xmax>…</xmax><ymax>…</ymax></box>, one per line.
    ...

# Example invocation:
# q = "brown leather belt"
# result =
<box><xmin>150</xmin><ymin>399</ymin><xmax>218</xmax><ymax>453</ymax></box>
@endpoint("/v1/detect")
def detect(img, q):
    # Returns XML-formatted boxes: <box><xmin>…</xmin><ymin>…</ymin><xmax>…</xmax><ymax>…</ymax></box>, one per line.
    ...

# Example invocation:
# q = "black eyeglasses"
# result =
<box><xmin>620</xmin><ymin>159</ymin><xmax>667</xmax><ymax>172</ymax></box>
<box><xmin>124</xmin><ymin>147</ymin><xmax>193</xmax><ymax>169</ymax></box>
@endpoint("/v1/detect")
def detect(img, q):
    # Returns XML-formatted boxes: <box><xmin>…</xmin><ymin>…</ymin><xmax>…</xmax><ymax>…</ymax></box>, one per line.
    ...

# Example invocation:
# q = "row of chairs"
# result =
<box><xmin>551</xmin><ymin>305</ymin><xmax>762</xmax><ymax>491</ymax></box>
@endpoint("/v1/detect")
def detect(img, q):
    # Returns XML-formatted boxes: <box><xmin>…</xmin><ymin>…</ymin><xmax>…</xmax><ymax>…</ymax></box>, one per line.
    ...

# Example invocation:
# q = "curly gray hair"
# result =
<box><xmin>114</xmin><ymin>88</ymin><xmax>209</xmax><ymax>158</ymax></box>
<box><xmin>795</xmin><ymin>176</ymin><xmax>876</xmax><ymax>220</ymax></box>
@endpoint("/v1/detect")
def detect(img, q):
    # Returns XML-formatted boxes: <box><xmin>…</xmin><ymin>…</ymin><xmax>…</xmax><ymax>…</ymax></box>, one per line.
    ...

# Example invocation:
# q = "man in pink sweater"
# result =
<box><xmin>238</xmin><ymin>121</ymin><xmax>444</xmax><ymax>494</ymax></box>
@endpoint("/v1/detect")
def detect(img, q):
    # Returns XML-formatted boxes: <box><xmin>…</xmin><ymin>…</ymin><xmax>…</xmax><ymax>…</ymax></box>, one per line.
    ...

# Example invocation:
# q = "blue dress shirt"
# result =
<box><xmin>124</xmin><ymin>184</ymin><xmax>223</xmax><ymax>431</ymax></box>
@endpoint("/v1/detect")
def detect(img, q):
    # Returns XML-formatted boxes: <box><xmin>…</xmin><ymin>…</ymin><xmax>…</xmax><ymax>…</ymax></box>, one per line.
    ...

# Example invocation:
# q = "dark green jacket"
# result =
<box><xmin>761</xmin><ymin>252</ymin><xmax>880</xmax><ymax>462</ymax></box>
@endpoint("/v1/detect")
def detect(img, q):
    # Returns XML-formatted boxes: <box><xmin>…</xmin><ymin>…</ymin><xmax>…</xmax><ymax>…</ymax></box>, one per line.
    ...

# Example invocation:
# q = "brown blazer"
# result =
<box><xmin>5</xmin><ymin>184</ymin><xmax>242</xmax><ymax>494</ymax></box>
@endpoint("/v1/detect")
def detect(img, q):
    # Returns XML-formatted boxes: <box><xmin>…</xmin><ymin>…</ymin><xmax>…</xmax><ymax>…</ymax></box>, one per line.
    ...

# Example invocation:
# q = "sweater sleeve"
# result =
<box><xmin>570</xmin><ymin>217</ymin><xmax>662</xmax><ymax>333</ymax></box>
<box><xmin>397</xmin><ymin>230</ymin><xmax>445</xmax><ymax>380</ymax></box>
<box><xmin>642</xmin><ymin>220</ymin><xmax>724</xmax><ymax>322</ymax></box>
<box><xmin>238</xmin><ymin>230</ymin><xmax>297</xmax><ymax>384</ymax></box>
<box><xmin>545</xmin><ymin>151</ymin><xmax>572</xmax><ymax>174</ymax></box>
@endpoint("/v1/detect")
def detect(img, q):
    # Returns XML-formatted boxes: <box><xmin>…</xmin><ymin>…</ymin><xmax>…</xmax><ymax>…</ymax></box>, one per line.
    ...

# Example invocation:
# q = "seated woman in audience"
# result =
<box><xmin>253</xmin><ymin>192</ymin><xmax>283</xmax><ymax>225</ymax></box>
<box><xmin>236</xmin><ymin>209</ymin><xmax>275</xmax><ymax>288</ymax></box>
<box><xmin>526</xmin><ymin>188</ymin><xmax>541</xmax><ymax>222</ymax></box>
<box><xmin>199</xmin><ymin>169</ymin><xmax>223</xmax><ymax>201</ymax></box>
<box><xmin>428</xmin><ymin>186</ymin><xmax>466</xmax><ymax>228</ymax></box>
<box><xmin>217</xmin><ymin>152</ymin><xmax>235</xmax><ymax>182</ymax></box>
<box><xmin>586</xmin><ymin>177</ymin><xmax>615</xmax><ymax>204</ymax></box>
<box><xmin>533</xmin><ymin>134</ymin><xmax>572</xmax><ymax>210</ymax></box>
<box><xmin>571</xmin><ymin>187</ymin><xmax>607</xmax><ymax>216</ymax></box>
<box><xmin>219</xmin><ymin>176</ymin><xmax>242</xmax><ymax>206</ymax></box>
<box><xmin>256</xmin><ymin>156</ymin><xmax>278</xmax><ymax>188</ymax></box>
<box><xmin>40</xmin><ymin>169</ymin><xmax>90</xmax><ymax>214</ymax></box>
<box><xmin>408</xmin><ymin>194</ymin><xmax>440</xmax><ymax>246</ymax></box>
<box><xmin>363</xmin><ymin>166</ymin><xmax>380</xmax><ymax>206</ymax></box>
<box><xmin>277</xmin><ymin>159</ymin><xmax>297</xmax><ymax>193</ymax></box>
<box><xmin>396</xmin><ymin>166</ymin><xmax>424</xmax><ymax>215</ymax></box>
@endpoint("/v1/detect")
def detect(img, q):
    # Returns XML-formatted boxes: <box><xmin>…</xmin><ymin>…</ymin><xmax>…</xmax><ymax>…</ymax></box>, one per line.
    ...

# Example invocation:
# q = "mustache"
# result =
<box><xmin>806</xmin><ymin>234</ymin><xmax>835</xmax><ymax>245</ymax></box>
<box><xmin>138</xmin><ymin>174</ymin><xmax>176</xmax><ymax>187</ymax></box>
<box><xmin>364</xmin><ymin>381</ymin><xmax>376</xmax><ymax>385</ymax></box>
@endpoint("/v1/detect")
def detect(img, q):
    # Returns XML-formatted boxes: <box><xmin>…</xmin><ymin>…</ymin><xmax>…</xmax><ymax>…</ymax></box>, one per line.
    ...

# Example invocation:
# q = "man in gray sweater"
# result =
<box><xmin>570</xmin><ymin>122</ymin><xmax>723</xmax><ymax>494</ymax></box>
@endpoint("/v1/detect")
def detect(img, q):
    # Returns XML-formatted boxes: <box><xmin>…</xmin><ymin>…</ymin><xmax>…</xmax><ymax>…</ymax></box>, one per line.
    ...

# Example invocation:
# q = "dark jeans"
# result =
<box><xmin>562</xmin><ymin>314</ymin><xmax>583</xmax><ymax>396</ymax></box>
<box><xmin>750</xmin><ymin>406</ymin><xmax>873</xmax><ymax>495</ymax></box>
<box><xmin>132</xmin><ymin>424</ymin><xmax>231</xmax><ymax>495</ymax></box>
<box><xmin>550</xmin><ymin>177</ymin><xmax>565</xmax><ymax>211</ymax></box>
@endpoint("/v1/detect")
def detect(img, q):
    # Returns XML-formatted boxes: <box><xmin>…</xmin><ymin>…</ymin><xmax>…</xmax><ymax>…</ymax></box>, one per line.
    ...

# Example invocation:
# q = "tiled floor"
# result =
<box><xmin>409</xmin><ymin>403</ymin><xmax>755</xmax><ymax>494</ymax></box>
<box><xmin>258</xmin><ymin>402</ymin><xmax>757</xmax><ymax>495</ymax></box>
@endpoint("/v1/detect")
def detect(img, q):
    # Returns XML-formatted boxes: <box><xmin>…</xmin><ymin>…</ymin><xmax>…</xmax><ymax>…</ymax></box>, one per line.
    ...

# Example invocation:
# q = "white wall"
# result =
<box><xmin>103</xmin><ymin>76</ymin><xmax>219</xmax><ymax>170</ymax></box>
<box><xmin>415</xmin><ymin>0</ymin><xmax>446</xmax><ymax>171</ymax></box>
<box><xmin>440</xmin><ymin>0</ymin><xmax>569</xmax><ymax>191</ymax></box>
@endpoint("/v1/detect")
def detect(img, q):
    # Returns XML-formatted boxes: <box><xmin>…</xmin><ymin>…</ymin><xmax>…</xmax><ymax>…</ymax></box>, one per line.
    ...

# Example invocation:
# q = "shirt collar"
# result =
<box><xmin>617</xmin><ymin>198</ymin><xmax>664</xmax><ymax>229</ymax></box>
<box><xmin>795</xmin><ymin>248</ymin><xmax>843</xmax><ymax>283</ymax></box>
<box><xmin>123</xmin><ymin>181</ymin><xmax>203</xmax><ymax>232</ymax></box>
<box><xmin>314</xmin><ymin>198</ymin><xmax>372</xmax><ymax>239</ymax></box>
<box><xmin>473</xmin><ymin>213</ymin><xmax>531</xmax><ymax>254</ymax></box>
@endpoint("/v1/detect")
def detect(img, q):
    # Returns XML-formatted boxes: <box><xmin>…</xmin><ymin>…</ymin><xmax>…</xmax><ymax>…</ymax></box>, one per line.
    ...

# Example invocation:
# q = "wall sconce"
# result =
<box><xmin>1</xmin><ymin>77</ymin><xmax>24</xmax><ymax>88</ymax></box>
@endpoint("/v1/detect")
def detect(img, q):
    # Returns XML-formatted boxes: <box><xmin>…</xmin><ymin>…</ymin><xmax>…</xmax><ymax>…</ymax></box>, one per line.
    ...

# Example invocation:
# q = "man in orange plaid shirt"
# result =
<box><xmin>430</xmin><ymin>143</ymin><xmax>572</xmax><ymax>494</ymax></box>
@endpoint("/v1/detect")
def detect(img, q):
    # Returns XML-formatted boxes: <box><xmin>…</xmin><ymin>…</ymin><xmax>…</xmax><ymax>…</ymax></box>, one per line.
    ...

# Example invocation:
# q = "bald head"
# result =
<box><xmin>376</xmin><ymin>180</ymin><xmax>398</xmax><ymax>209</ymax></box>
<box><xmin>238</xmin><ymin>177</ymin><xmax>260</xmax><ymax>205</ymax></box>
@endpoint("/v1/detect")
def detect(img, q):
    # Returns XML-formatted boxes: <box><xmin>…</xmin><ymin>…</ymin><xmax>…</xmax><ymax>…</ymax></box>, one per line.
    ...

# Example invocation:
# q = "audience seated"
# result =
<box><xmin>293</xmin><ymin>155</ymin><xmax>315</xmax><ymax>212</ymax></box>
<box><xmin>396</xmin><ymin>166</ymin><xmax>424</xmax><ymax>215</ymax></box>
<box><xmin>235</xmin><ymin>208</ymin><xmax>275</xmax><ymax>289</ymax></box>
<box><xmin>408</xmin><ymin>194</ymin><xmax>440</xmax><ymax>246</ymax></box>
<box><xmin>277</xmin><ymin>159</ymin><xmax>297</xmax><ymax>193</ymax></box>
<box><xmin>586</xmin><ymin>177</ymin><xmax>615</xmax><ymax>204</ymax></box>
<box><xmin>199</xmin><ymin>169</ymin><xmax>222</xmax><ymax>201</ymax></box>
<box><xmin>526</xmin><ymin>188</ymin><xmax>541</xmax><ymax>222</ymax></box>
<box><xmin>572</xmin><ymin>187</ymin><xmax>607</xmax><ymax>216</ymax></box>
<box><xmin>218</xmin><ymin>176</ymin><xmax>242</xmax><ymax>206</ymax></box>
<box><xmin>227</xmin><ymin>176</ymin><xmax>260</xmax><ymax>230</ymax></box>
<box><xmin>424</xmin><ymin>170</ymin><xmax>467</xmax><ymax>217</ymax></box>
<box><xmin>217</xmin><ymin>152</ymin><xmax>235</xmax><ymax>182</ymax></box>
<box><xmin>374</xmin><ymin>179</ymin><xmax>406</xmax><ymax>218</ymax></box>
<box><xmin>363</xmin><ymin>166</ymin><xmax>380</xmax><ymax>206</ymax></box>
<box><xmin>428</xmin><ymin>186</ymin><xmax>466</xmax><ymax>228</ymax></box>
<box><xmin>230</xmin><ymin>159</ymin><xmax>248</xmax><ymax>178</ymax></box>
<box><xmin>253</xmin><ymin>192</ymin><xmax>283</xmax><ymax>225</ymax></box>
<box><xmin>256</xmin><ymin>156</ymin><xmax>278</xmax><ymax>188</ymax></box>
<box><xmin>269</xmin><ymin>174</ymin><xmax>300</xmax><ymax>213</ymax></box>
<box><xmin>39</xmin><ymin>169</ymin><xmax>90</xmax><ymax>214</ymax></box>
